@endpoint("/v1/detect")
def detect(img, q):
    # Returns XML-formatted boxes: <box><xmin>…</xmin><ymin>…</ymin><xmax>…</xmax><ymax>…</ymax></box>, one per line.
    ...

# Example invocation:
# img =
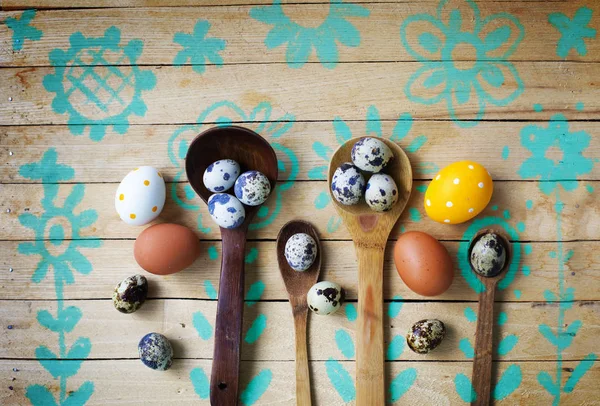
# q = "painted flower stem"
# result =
<box><xmin>553</xmin><ymin>189</ymin><xmax>565</xmax><ymax>406</ymax></box>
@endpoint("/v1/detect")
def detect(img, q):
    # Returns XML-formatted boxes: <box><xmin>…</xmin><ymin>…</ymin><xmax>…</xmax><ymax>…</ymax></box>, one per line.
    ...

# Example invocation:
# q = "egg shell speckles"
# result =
<box><xmin>406</xmin><ymin>319</ymin><xmax>446</xmax><ymax>354</ymax></box>
<box><xmin>208</xmin><ymin>193</ymin><xmax>245</xmax><ymax>229</ymax></box>
<box><xmin>470</xmin><ymin>233</ymin><xmax>507</xmax><ymax>277</ymax></box>
<box><xmin>331</xmin><ymin>163</ymin><xmax>365</xmax><ymax>205</ymax></box>
<box><xmin>203</xmin><ymin>159</ymin><xmax>240</xmax><ymax>193</ymax></box>
<box><xmin>113</xmin><ymin>274</ymin><xmax>148</xmax><ymax>314</ymax></box>
<box><xmin>138</xmin><ymin>332</ymin><xmax>173</xmax><ymax>371</ymax></box>
<box><xmin>351</xmin><ymin>137</ymin><xmax>394</xmax><ymax>173</ymax></box>
<box><xmin>115</xmin><ymin>166</ymin><xmax>166</xmax><ymax>226</ymax></box>
<box><xmin>234</xmin><ymin>170</ymin><xmax>271</xmax><ymax>206</ymax></box>
<box><xmin>307</xmin><ymin>281</ymin><xmax>345</xmax><ymax>316</ymax></box>
<box><xmin>425</xmin><ymin>161</ymin><xmax>493</xmax><ymax>224</ymax></box>
<box><xmin>284</xmin><ymin>233</ymin><xmax>318</xmax><ymax>272</ymax></box>
<box><xmin>365</xmin><ymin>173</ymin><xmax>398</xmax><ymax>212</ymax></box>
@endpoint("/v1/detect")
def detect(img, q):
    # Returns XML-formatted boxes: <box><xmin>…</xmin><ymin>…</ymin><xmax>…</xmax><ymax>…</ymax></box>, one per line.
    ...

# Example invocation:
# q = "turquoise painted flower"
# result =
<box><xmin>518</xmin><ymin>114</ymin><xmax>594</xmax><ymax>195</ymax></box>
<box><xmin>18</xmin><ymin>149</ymin><xmax>100</xmax><ymax>406</ymax></box>
<box><xmin>549</xmin><ymin>7</ymin><xmax>597</xmax><ymax>58</ymax></box>
<box><xmin>168</xmin><ymin>100</ymin><xmax>298</xmax><ymax>233</ymax></box>
<box><xmin>250</xmin><ymin>0</ymin><xmax>369</xmax><ymax>69</ymax></box>
<box><xmin>400</xmin><ymin>0</ymin><xmax>524</xmax><ymax>127</ymax></box>
<box><xmin>5</xmin><ymin>9</ymin><xmax>43</xmax><ymax>51</ymax></box>
<box><xmin>43</xmin><ymin>26</ymin><xmax>156</xmax><ymax>141</ymax></box>
<box><xmin>17</xmin><ymin>149</ymin><xmax>102</xmax><ymax>284</ymax></box>
<box><xmin>308</xmin><ymin>105</ymin><xmax>437</xmax><ymax>233</ymax></box>
<box><xmin>173</xmin><ymin>20</ymin><xmax>226</xmax><ymax>74</ymax></box>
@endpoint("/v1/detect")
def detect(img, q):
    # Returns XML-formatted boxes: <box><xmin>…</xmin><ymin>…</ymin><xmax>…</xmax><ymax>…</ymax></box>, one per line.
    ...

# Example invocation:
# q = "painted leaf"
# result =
<box><xmin>26</xmin><ymin>384</ymin><xmax>58</xmax><ymax>406</ymax></box>
<box><xmin>245</xmin><ymin>314</ymin><xmax>267</xmax><ymax>344</ymax></box>
<box><xmin>190</xmin><ymin>367</ymin><xmax>210</xmax><ymax>399</ymax></box>
<box><xmin>539</xmin><ymin>324</ymin><xmax>559</xmax><ymax>347</ymax></box>
<box><xmin>240</xmin><ymin>369</ymin><xmax>272</xmax><ymax>406</ymax></box>
<box><xmin>192</xmin><ymin>312</ymin><xmax>213</xmax><ymax>340</ymax></box>
<box><xmin>386</xmin><ymin>335</ymin><xmax>405</xmax><ymax>361</ymax></box>
<box><xmin>325</xmin><ymin>359</ymin><xmax>355</xmax><ymax>402</ymax></box>
<box><xmin>497</xmin><ymin>335</ymin><xmax>518</xmax><ymax>356</ymax></box>
<box><xmin>67</xmin><ymin>337</ymin><xmax>92</xmax><ymax>360</ymax></box>
<box><xmin>493</xmin><ymin>364</ymin><xmax>522</xmax><ymax>400</ymax></box>
<box><xmin>333</xmin><ymin>118</ymin><xmax>352</xmax><ymax>144</ymax></box>
<box><xmin>454</xmin><ymin>373</ymin><xmax>476</xmax><ymax>402</ymax></box>
<box><xmin>537</xmin><ymin>371</ymin><xmax>559</xmax><ymax>396</ymax></box>
<box><xmin>62</xmin><ymin>381</ymin><xmax>94</xmax><ymax>406</ymax></box>
<box><xmin>563</xmin><ymin>353</ymin><xmax>598</xmax><ymax>393</ymax></box>
<box><xmin>37</xmin><ymin>306</ymin><xmax>82</xmax><ymax>333</ymax></box>
<box><xmin>389</xmin><ymin>368</ymin><xmax>417</xmax><ymax>402</ymax></box>
<box><xmin>335</xmin><ymin>329</ymin><xmax>355</xmax><ymax>359</ymax></box>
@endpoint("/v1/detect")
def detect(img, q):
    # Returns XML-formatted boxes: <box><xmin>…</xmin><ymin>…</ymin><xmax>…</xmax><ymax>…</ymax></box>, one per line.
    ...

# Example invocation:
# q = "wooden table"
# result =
<box><xmin>1</xmin><ymin>0</ymin><xmax>599</xmax><ymax>404</ymax></box>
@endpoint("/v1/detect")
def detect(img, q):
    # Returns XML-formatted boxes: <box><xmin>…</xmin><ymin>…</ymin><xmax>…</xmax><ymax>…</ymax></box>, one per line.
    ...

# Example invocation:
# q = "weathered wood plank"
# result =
<box><xmin>0</xmin><ymin>240</ymin><xmax>598</xmax><ymax>301</ymax></box>
<box><xmin>2</xmin><ymin>2</ymin><xmax>597</xmax><ymax>66</ymax></box>
<box><xmin>2</xmin><ymin>121</ymin><xmax>599</xmax><ymax>183</ymax></box>
<box><xmin>2</xmin><ymin>300</ymin><xmax>598</xmax><ymax>361</ymax></box>
<box><xmin>1</xmin><ymin>181</ymin><xmax>597</xmax><ymax>241</ymax></box>
<box><xmin>0</xmin><ymin>359</ymin><xmax>597</xmax><ymax>405</ymax></box>
<box><xmin>1</xmin><ymin>63</ymin><xmax>598</xmax><ymax>126</ymax></box>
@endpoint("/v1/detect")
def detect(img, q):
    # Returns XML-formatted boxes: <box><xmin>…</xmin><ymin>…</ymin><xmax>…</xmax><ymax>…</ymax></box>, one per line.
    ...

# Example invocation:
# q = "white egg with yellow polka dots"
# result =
<box><xmin>115</xmin><ymin>166</ymin><xmax>166</xmax><ymax>226</ymax></box>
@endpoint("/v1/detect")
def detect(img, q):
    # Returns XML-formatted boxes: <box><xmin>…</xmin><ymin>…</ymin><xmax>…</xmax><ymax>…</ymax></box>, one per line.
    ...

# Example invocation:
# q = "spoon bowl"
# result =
<box><xmin>328</xmin><ymin>137</ymin><xmax>412</xmax><ymax>405</ymax></box>
<box><xmin>186</xmin><ymin>126</ymin><xmax>278</xmax><ymax>406</ymax></box>
<box><xmin>277</xmin><ymin>220</ymin><xmax>322</xmax><ymax>405</ymax></box>
<box><xmin>468</xmin><ymin>229</ymin><xmax>511</xmax><ymax>406</ymax></box>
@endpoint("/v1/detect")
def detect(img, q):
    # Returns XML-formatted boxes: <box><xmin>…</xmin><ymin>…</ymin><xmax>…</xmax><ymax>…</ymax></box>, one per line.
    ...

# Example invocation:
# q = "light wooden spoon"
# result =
<box><xmin>276</xmin><ymin>220</ymin><xmax>322</xmax><ymax>406</ymax></box>
<box><xmin>328</xmin><ymin>138</ymin><xmax>412</xmax><ymax>405</ymax></box>
<box><xmin>469</xmin><ymin>229</ymin><xmax>511</xmax><ymax>406</ymax></box>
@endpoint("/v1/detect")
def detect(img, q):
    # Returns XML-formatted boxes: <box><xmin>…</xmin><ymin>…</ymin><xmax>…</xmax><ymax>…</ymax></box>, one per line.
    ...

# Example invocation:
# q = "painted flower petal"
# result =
<box><xmin>249</xmin><ymin>5</ymin><xmax>283</xmax><ymax>25</ymax></box>
<box><xmin>437</xmin><ymin>0</ymin><xmax>482</xmax><ymax>34</ymax></box>
<box><xmin>480</xmin><ymin>13</ymin><xmax>525</xmax><ymax>59</ymax></box>
<box><xmin>400</xmin><ymin>14</ymin><xmax>447</xmax><ymax>62</ymax></box>
<box><xmin>286</xmin><ymin>30</ymin><xmax>313</xmax><ymax>67</ymax></box>
<box><xmin>477</xmin><ymin>61</ymin><xmax>524</xmax><ymax>106</ymax></box>
<box><xmin>329</xmin><ymin>18</ymin><xmax>361</xmax><ymax>48</ymax></box>
<box><xmin>447</xmin><ymin>81</ymin><xmax>485</xmax><ymax>127</ymax></box>
<box><xmin>405</xmin><ymin>64</ymin><xmax>448</xmax><ymax>105</ymax></box>
<box><xmin>64</xmin><ymin>184</ymin><xmax>85</xmax><ymax>211</ymax></box>
<box><xmin>193</xmin><ymin>20</ymin><xmax>211</xmax><ymax>39</ymax></box>
<box><xmin>264</xmin><ymin>24</ymin><xmax>293</xmax><ymax>49</ymax></box>
<box><xmin>314</xmin><ymin>30</ymin><xmax>339</xmax><ymax>69</ymax></box>
<box><xmin>68</xmin><ymin>249</ymin><xmax>93</xmax><ymax>275</ymax></box>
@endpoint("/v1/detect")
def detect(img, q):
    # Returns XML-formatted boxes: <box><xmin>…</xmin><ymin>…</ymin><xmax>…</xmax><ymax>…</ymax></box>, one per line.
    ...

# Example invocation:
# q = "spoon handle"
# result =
<box><xmin>290</xmin><ymin>296</ymin><xmax>311</xmax><ymax>406</ymax></box>
<box><xmin>211</xmin><ymin>227</ymin><xmax>247</xmax><ymax>406</ymax></box>
<box><xmin>355</xmin><ymin>245</ymin><xmax>385</xmax><ymax>406</ymax></box>
<box><xmin>471</xmin><ymin>279</ymin><xmax>498</xmax><ymax>406</ymax></box>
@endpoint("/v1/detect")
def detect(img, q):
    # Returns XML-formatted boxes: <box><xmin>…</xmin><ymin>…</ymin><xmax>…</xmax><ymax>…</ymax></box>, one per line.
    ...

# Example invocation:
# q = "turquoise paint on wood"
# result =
<box><xmin>549</xmin><ymin>7</ymin><xmax>597</xmax><ymax>58</ymax></box>
<box><xmin>173</xmin><ymin>20</ymin><xmax>226</xmax><ymax>74</ymax></box>
<box><xmin>19</xmin><ymin>150</ymin><xmax>100</xmax><ymax>406</ymax></box>
<box><xmin>389</xmin><ymin>368</ymin><xmax>417</xmax><ymax>403</ymax></box>
<box><xmin>502</xmin><ymin>146</ymin><xmax>510</xmax><ymax>160</ymax></box>
<box><xmin>192</xmin><ymin>312</ymin><xmax>213</xmax><ymax>340</ymax></box>
<box><xmin>454</xmin><ymin>373</ymin><xmax>477</xmax><ymax>402</ymax></box>
<box><xmin>335</xmin><ymin>330</ymin><xmax>355</xmax><ymax>358</ymax></box>
<box><xmin>245</xmin><ymin>314</ymin><xmax>268</xmax><ymax>344</ymax></box>
<box><xmin>5</xmin><ymin>9</ymin><xmax>43</xmax><ymax>51</ymax></box>
<box><xmin>240</xmin><ymin>369</ymin><xmax>273</xmax><ymax>406</ymax></box>
<box><xmin>533</xmin><ymin>103</ymin><xmax>543</xmax><ymax>112</ymax></box>
<box><xmin>464</xmin><ymin>307</ymin><xmax>477</xmax><ymax>322</ymax></box>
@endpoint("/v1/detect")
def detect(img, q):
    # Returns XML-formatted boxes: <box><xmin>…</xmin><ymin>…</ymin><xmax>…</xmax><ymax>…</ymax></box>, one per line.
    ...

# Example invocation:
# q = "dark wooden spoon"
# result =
<box><xmin>276</xmin><ymin>220</ymin><xmax>322</xmax><ymax>406</ymax></box>
<box><xmin>186</xmin><ymin>126</ymin><xmax>278</xmax><ymax>406</ymax></box>
<box><xmin>469</xmin><ymin>229</ymin><xmax>512</xmax><ymax>406</ymax></box>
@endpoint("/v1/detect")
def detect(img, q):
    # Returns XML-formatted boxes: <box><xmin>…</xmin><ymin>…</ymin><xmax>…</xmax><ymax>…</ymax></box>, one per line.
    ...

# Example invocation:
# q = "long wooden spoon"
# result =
<box><xmin>276</xmin><ymin>220</ymin><xmax>322</xmax><ymax>406</ymax></box>
<box><xmin>328</xmin><ymin>138</ymin><xmax>412</xmax><ymax>405</ymax></box>
<box><xmin>186</xmin><ymin>126</ymin><xmax>278</xmax><ymax>406</ymax></box>
<box><xmin>469</xmin><ymin>229</ymin><xmax>511</xmax><ymax>406</ymax></box>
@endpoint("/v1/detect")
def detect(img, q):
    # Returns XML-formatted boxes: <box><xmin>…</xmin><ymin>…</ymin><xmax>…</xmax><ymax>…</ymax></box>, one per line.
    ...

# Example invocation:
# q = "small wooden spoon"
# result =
<box><xmin>276</xmin><ymin>220</ymin><xmax>322</xmax><ymax>406</ymax></box>
<box><xmin>328</xmin><ymin>138</ymin><xmax>412</xmax><ymax>405</ymax></box>
<box><xmin>186</xmin><ymin>126</ymin><xmax>278</xmax><ymax>406</ymax></box>
<box><xmin>469</xmin><ymin>229</ymin><xmax>512</xmax><ymax>406</ymax></box>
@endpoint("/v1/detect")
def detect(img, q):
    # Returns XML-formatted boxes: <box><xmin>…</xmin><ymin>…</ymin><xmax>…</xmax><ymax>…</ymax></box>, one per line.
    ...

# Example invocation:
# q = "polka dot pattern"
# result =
<box><xmin>115</xmin><ymin>166</ymin><xmax>166</xmax><ymax>226</ymax></box>
<box><xmin>424</xmin><ymin>161</ymin><xmax>493</xmax><ymax>225</ymax></box>
<box><xmin>144</xmin><ymin>180</ymin><xmax>150</xmax><ymax>186</ymax></box>
<box><xmin>119</xmin><ymin>194</ymin><xmax>124</xmax><ymax>201</ymax></box>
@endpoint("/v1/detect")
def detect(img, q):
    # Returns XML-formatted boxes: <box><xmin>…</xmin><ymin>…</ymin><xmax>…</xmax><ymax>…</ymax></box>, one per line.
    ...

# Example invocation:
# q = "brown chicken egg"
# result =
<box><xmin>393</xmin><ymin>231</ymin><xmax>454</xmax><ymax>296</ymax></box>
<box><xmin>134</xmin><ymin>223</ymin><xmax>201</xmax><ymax>275</ymax></box>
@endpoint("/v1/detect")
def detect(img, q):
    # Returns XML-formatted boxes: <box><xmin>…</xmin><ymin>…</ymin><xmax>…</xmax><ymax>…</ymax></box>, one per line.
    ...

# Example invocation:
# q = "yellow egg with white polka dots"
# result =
<box><xmin>424</xmin><ymin>161</ymin><xmax>493</xmax><ymax>224</ymax></box>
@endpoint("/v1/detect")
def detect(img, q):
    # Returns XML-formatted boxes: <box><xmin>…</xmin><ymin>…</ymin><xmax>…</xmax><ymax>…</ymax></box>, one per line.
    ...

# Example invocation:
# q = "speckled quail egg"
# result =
<box><xmin>331</xmin><ymin>163</ymin><xmax>365</xmax><ymax>205</ymax></box>
<box><xmin>208</xmin><ymin>193</ymin><xmax>246</xmax><ymax>229</ymax></box>
<box><xmin>113</xmin><ymin>274</ymin><xmax>148</xmax><ymax>314</ymax></box>
<box><xmin>365</xmin><ymin>173</ymin><xmax>398</xmax><ymax>212</ymax></box>
<box><xmin>351</xmin><ymin>137</ymin><xmax>394</xmax><ymax>173</ymax></box>
<box><xmin>406</xmin><ymin>319</ymin><xmax>446</xmax><ymax>354</ymax></box>
<box><xmin>470</xmin><ymin>233</ymin><xmax>507</xmax><ymax>277</ymax></box>
<box><xmin>285</xmin><ymin>233</ymin><xmax>318</xmax><ymax>272</ymax></box>
<box><xmin>203</xmin><ymin>159</ymin><xmax>240</xmax><ymax>193</ymax></box>
<box><xmin>234</xmin><ymin>170</ymin><xmax>271</xmax><ymax>206</ymax></box>
<box><xmin>307</xmin><ymin>281</ymin><xmax>345</xmax><ymax>316</ymax></box>
<box><xmin>138</xmin><ymin>332</ymin><xmax>173</xmax><ymax>371</ymax></box>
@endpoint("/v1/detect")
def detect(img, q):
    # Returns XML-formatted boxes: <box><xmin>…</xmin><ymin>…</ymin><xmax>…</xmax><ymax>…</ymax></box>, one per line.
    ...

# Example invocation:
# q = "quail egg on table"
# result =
<box><xmin>351</xmin><ymin>137</ymin><xmax>394</xmax><ymax>173</ymax></box>
<box><xmin>307</xmin><ymin>281</ymin><xmax>345</xmax><ymax>316</ymax></box>
<box><xmin>470</xmin><ymin>233</ymin><xmax>507</xmax><ymax>277</ymax></box>
<box><xmin>284</xmin><ymin>233</ymin><xmax>318</xmax><ymax>272</ymax></box>
<box><xmin>406</xmin><ymin>319</ymin><xmax>446</xmax><ymax>354</ymax></box>
<box><xmin>365</xmin><ymin>173</ymin><xmax>398</xmax><ymax>212</ymax></box>
<box><xmin>113</xmin><ymin>274</ymin><xmax>148</xmax><ymax>314</ymax></box>
<box><xmin>331</xmin><ymin>163</ymin><xmax>365</xmax><ymax>206</ymax></box>
<box><xmin>234</xmin><ymin>170</ymin><xmax>271</xmax><ymax>206</ymax></box>
<box><xmin>138</xmin><ymin>332</ymin><xmax>173</xmax><ymax>371</ymax></box>
<box><xmin>115</xmin><ymin>166</ymin><xmax>166</xmax><ymax>226</ymax></box>
<box><xmin>208</xmin><ymin>193</ymin><xmax>246</xmax><ymax>229</ymax></box>
<box><xmin>203</xmin><ymin>159</ymin><xmax>240</xmax><ymax>193</ymax></box>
